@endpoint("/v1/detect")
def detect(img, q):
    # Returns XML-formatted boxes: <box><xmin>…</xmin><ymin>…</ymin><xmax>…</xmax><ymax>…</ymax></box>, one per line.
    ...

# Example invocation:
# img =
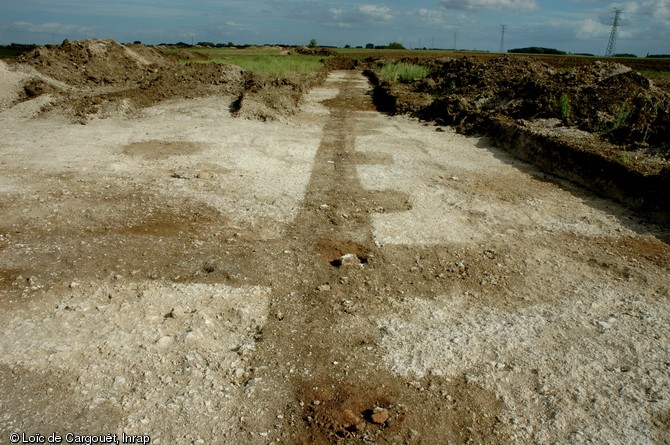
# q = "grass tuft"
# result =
<box><xmin>380</xmin><ymin>62</ymin><xmax>430</xmax><ymax>83</ymax></box>
<box><xmin>559</xmin><ymin>93</ymin><xmax>570</xmax><ymax>121</ymax></box>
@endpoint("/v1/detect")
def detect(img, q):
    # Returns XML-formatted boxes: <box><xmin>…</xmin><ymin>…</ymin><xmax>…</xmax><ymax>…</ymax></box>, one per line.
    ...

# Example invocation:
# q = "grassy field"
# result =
<box><xmin>160</xmin><ymin>46</ymin><xmax>327</xmax><ymax>78</ymax></box>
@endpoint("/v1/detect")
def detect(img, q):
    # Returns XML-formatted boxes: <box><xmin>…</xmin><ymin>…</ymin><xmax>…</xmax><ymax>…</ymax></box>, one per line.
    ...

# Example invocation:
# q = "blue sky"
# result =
<box><xmin>1</xmin><ymin>0</ymin><xmax>668</xmax><ymax>55</ymax></box>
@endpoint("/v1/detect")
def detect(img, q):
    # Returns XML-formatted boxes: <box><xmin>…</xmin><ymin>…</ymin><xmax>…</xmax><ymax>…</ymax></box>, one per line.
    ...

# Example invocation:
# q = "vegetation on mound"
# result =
<box><xmin>380</xmin><ymin>62</ymin><xmax>429</xmax><ymax>83</ymax></box>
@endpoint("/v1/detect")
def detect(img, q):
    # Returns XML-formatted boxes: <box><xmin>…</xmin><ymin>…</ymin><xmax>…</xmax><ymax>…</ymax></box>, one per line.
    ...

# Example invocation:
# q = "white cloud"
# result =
<box><xmin>357</xmin><ymin>5</ymin><xmax>395</xmax><ymax>21</ymax></box>
<box><xmin>574</xmin><ymin>18</ymin><xmax>609</xmax><ymax>38</ymax></box>
<box><xmin>9</xmin><ymin>21</ymin><xmax>95</xmax><ymax>34</ymax></box>
<box><xmin>325</xmin><ymin>3</ymin><xmax>395</xmax><ymax>28</ymax></box>
<box><xmin>418</xmin><ymin>8</ymin><xmax>446</xmax><ymax>25</ymax></box>
<box><xmin>439</xmin><ymin>0</ymin><xmax>538</xmax><ymax>11</ymax></box>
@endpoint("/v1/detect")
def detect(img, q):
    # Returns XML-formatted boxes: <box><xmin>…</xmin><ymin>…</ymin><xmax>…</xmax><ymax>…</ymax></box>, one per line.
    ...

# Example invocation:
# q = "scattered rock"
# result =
<box><xmin>339</xmin><ymin>253</ymin><xmax>360</xmax><ymax>268</ymax></box>
<box><xmin>369</xmin><ymin>407</ymin><xmax>389</xmax><ymax>425</ymax></box>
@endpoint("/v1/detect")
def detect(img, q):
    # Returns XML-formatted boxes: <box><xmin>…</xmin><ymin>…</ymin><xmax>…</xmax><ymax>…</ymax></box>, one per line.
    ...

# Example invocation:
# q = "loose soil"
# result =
<box><xmin>6</xmin><ymin>39</ymin><xmax>322</xmax><ymax>123</ymax></box>
<box><xmin>364</xmin><ymin>55</ymin><xmax>670</xmax><ymax>214</ymax></box>
<box><xmin>1</xmin><ymin>41</ymin><xmax>669</xmax><ymax>444</ymax></box>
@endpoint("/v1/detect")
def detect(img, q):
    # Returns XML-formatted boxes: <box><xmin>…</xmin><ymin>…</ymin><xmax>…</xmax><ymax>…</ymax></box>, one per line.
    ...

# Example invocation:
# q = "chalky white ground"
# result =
<box><xmin>0</xmin><ymin>67</ymin><xmax>668</xmax><ymax>443</ymax></box>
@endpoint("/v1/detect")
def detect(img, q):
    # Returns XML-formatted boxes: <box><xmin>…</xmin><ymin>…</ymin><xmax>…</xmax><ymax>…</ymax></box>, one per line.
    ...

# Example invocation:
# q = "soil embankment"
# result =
<box><xmin>4</xmin><ymin>39</ymin><xmax>324</xmax><ymax>123</ymax></box>
<box><xmin>364</xmin><ymin>56</ymin><xmax>670</xmax><ymax>215</ymax></box>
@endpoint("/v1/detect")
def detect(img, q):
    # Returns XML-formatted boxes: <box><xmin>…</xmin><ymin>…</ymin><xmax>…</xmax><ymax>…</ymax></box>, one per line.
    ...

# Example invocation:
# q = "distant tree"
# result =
<box><xmin>365</xmin><ymin>43</ymin><xmax>375</xmax><ymax>49</ymax></box>
<box><xmin>613</xmin><ymin>53</ymin><xmax>637</xmax><ymax>58</ymax></box>
<box><xmin>197</xmin><ymin>41</ymin><xmax>215</xmax><ymax>47</ymax></box>
<box><xmin>309</xmin><ymin>39</ymin><xmax>317</xmax><ymax>48</ymax></box>
<box><xmin>508</xmin><ymin>47</ymin><xmax>566</xmax><ymax>55</ymax></box>
<box><xmin>227</xmin><ymin>42</ymin><xmax>235</xmax><ymax>47</ymax></box>
<box><xmin>133</xmin><ymin>41</ymin><xmax>142</xmax><ymax>45</ymax></box>
<box><xmin>344</xmin><ymin>44</ymin><xmax>351</xmax><ymax>48</ymax></box>
<box><xmin>387</xmin><ymin>42</ymin><xmax>405</xmax><ymax>50</ymax></box>
<box><xmin>356</xmin><ymin>46</ymin><xmax>363</xmax><ymax>49</ymax></box>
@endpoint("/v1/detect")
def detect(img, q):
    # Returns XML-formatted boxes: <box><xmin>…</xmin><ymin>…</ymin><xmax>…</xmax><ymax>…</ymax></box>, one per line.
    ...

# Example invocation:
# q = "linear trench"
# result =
<box><xmin>248</xmin><ymin>71</ymin><xmax>506</xmax><ymax>444</ymax></box>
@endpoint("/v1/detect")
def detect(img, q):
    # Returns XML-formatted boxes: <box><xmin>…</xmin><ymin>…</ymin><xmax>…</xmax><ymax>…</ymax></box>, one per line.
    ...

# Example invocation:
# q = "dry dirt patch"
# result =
<box><xmin>122</xmin><ymin>140</ymin><xmax>205</xmax><ymax>160</ymax></box>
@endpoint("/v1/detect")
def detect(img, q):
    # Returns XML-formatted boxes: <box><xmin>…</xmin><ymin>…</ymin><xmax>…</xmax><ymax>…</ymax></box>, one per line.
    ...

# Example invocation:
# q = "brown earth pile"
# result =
<box><xmin>11</xmin><ymin>39</ymin><xmax>320</xmax><ymax>122</ymax></box>
<box><xmin>18</xmin><ymin>39</ymin><xmax>170</xmax><ymax>87</ymax></box>
<box><xmin>373</xmin><ymin>56</ymin><xmax>670</xmax><ymax>153</ymax></box>
<box><xmin>366</xmin><ymin>56</ymin><xmax>670</xmax><ymax>213</ymax></box>
<box><xmin>419</xmin><ymin>56</ymin><xmax>670</xmax><ymax>150</ymax></box>
<box><xmin>294</xmin><ymin>46</ymin><xmax>336</xmax><ymax>56</ymax></box>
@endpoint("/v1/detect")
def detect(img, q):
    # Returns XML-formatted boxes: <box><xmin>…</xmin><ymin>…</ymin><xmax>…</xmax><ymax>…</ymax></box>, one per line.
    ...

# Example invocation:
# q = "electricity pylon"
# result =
<box><xmin>500</xmin><ymin>25</ymin><xmax>506</xmax><ymax>53</ymax></box>
<box><xmin>605</xmin><ymin>8</ymin><xmax>623</xmax><ymax>56</ymax></box>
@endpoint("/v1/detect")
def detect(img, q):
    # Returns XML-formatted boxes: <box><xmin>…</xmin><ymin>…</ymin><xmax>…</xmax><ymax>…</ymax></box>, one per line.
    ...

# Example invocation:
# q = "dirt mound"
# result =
<box><xmin>172</xmin><ymin>50</ymin><xmax>211</xmax><ymax>61</ymax></box>
<box><xmin>10</xmin><ymin>39</ymin><xmax>249</xmax><ymax>121</ymax></box>
<box><xmin>413</xmin><ymin>56</ymin><xmax>670</xmax><ymax>150</ymax></box>
<box><xmin>17</xmin><ymin>39</ymin><xmax>169</xmax><ymax>87</ymax></box>
<box><xmin>294</xmin><ymin>46</ymin><xmax>335</xmax><ymax>57</ymax></box>
<box><xmin>366</xmin><ymin>56</ymin><xmax>670</xmax><ymax>213</ymax></box>
<box><xmin>9</xmin><ymin>39</ymin><xmax>323</xmax><ymax>122</ymax></box>
<box><xmin>232</xmin><ymin>71</ymin><xmax>328</xmax><ymax>121</ymax></box>
<box><xmin>0</xmin><ymin>60</ymin><xmax>30</xmax><ymax>110</ymax></box>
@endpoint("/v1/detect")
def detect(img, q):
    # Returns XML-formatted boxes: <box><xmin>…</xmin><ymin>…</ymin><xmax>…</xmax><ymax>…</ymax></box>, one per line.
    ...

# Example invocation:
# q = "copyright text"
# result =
<box><xmin>9</xmin><ymin>432</ymin><xmax>151</xmax><ymax>444</ymax></box>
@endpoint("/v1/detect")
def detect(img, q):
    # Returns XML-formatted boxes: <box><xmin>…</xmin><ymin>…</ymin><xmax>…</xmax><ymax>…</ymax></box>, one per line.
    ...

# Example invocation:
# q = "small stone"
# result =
<box><xmin>69</xmin><ymin>281</ymin><xmax>81</xmax><ymax>289</ymax></box>
<box><xmin>339</xmin><ymin>253</ymin><xmax>360</xmax><ymax>268</ymax></box>
<box><xmin>156</xmin><ymin>336</ymin><xmax>173</xmax><ymax>348</ymax></box>
<box><xmin>313</xmin><ymin>400</ymin><xmax>321</xmax><ymax>406</ymax></box>
<box><xmin>317</xmin><ymin>284</ymin><xmax>331</xmax><ymax>292</ymax></box>
<box><xmin>113</xmin><ymin>376</ymin><xmax>127</xmax><ymax>387</ymax></box>
<box><xmin>370</xmin><ymin>408</ymin><xmax>389</xmax><ymax>424</ymax></box>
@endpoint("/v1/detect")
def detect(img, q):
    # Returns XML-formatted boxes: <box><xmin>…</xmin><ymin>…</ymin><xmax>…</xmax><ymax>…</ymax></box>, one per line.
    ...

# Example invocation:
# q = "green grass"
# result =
<box><xmin>641</xmin><ymin>70</ymin><xmax>670</xmax><ymax>79</ymax></box>
<box><xmin>161</xmin><ymin>47</ymin><xmax>326</xmax><ymax>78</ymax></box>
<box><xmin>612</xmin><ymin>102</ymin><xmax>632</xmax><ymax>130</ymax></box>
<box><xmin>380</xmin><ymin>62</ymin><xmax>430</xmax><ymax>83</ymax></box>
<box><xmin>559</xmin><ymin>93</ymin><xmax>570</xmax><ymax>121</ymax></box>
<box><xmin>601</xmin><ymin>102</ymin><xmax>632</xmax><ymax>136</ymax></box>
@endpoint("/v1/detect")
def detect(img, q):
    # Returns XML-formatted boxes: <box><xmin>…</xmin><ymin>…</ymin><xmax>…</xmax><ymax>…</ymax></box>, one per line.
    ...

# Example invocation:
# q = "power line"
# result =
<box><xmin>605</xmin><ymin>8</ymin><xmax>623</xmax><ymax>56</ymax></box>
<box><xmin>499</xmin><ymin>24</ymin><xmax>506</xmax><ymax>53</ymax></box>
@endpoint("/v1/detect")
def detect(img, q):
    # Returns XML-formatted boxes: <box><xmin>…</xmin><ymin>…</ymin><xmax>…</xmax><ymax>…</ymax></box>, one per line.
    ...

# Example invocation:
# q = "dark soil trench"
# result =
<box><xmin>248</xmin><ymin>72</ymin><xmax>508</xmax><ymax>444</ymax></box>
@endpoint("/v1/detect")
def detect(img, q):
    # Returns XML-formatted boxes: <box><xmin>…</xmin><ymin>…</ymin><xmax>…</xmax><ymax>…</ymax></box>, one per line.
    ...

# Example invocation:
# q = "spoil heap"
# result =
<box><xmin>11</xmin><ymin>39</ymin><xmax>245</xmax><ymax>120</ymax></box>
<box><xmin>368</xmin><ymin>55</ymin><xmax>670</xmax><ymax>212</ymax></box>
